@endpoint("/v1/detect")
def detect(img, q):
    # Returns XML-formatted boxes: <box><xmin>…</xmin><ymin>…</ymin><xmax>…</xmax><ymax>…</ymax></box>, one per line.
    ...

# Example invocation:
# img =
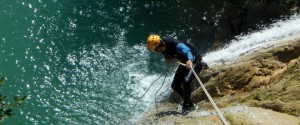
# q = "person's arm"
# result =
<box><xmin>163</xmin><ymin>53</ymin><xmax>173</xmax><ymax>64</ymax></box>
<box><xmin>166</xmin><ymin>56</ymin><xmax>173</xmax><ymax>64</ymax></box>
<box><xmin>176</xmin><ymin>43</ymin><xmax>194</xmax><ymax>69</ymax></box>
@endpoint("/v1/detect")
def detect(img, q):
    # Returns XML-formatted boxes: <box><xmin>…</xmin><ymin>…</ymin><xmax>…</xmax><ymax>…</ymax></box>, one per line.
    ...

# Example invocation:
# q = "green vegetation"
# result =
<box><xmin>0</xmin><ymin>77</ymin><xmax>28</xmax><ymax>122</ymax></box>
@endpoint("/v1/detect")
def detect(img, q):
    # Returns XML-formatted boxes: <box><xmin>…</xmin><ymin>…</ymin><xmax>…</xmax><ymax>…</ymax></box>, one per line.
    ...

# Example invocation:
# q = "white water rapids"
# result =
<box><xmin>203</xmin><ymin>14</ymin><xmax>300</xmax><ymax>66</ymax></box>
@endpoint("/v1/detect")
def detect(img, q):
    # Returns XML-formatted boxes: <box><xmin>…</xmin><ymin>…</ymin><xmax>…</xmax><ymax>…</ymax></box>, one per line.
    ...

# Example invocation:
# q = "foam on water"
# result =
<box><xmin>203</xmin><ymin>15</ymin><xmax>300</xmax><ymax>66</ymax></box>
<box><xmin>125</xmin><ymin>72</ymin><xmax>173</xmax><ymax>123</ymax></box>
<box><xmin>47</xmin><ymin>35</ymin><xmax>174</xmax><ymax>124</ymax></box>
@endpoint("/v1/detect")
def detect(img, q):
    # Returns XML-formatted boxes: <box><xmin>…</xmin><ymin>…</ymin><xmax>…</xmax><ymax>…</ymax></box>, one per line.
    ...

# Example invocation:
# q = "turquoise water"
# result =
<box><xmin>0</xmin><ymin>0</ymin><xmax>214</xmax><ymax>124</ymax></box>
<box><xmin>1</xmin><ymin>0</ymin><xmax>300</xmax><ymax>124</ymax></box>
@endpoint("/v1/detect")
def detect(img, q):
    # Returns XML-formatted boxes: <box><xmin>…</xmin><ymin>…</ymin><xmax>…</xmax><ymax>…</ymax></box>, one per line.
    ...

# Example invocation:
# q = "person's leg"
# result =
<box><xmin>171</xmin><ymin>65</ymin><xmax>186</xmax><ymax>98</ymax></box>
<box><xmin>182</xmin><ymin>62</ymin><xmax>203</xmax><ymax>111</ymax></box>
<box><xmin>182</xmin><ymin>80</ymin><xmax>193</xmax><ymax>110</ymax></box>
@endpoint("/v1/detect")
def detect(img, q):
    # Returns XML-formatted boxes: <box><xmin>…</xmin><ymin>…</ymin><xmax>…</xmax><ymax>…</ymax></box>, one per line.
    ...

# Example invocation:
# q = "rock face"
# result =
<box><xmin>213</xmin><ymin>0</ymin><xmax>300</xmax><ymax>47</ymax></box>
<box><xmin>138</xmin><ymin>34</ymin><xmax>300</xmax><ymax>124</ymax></box>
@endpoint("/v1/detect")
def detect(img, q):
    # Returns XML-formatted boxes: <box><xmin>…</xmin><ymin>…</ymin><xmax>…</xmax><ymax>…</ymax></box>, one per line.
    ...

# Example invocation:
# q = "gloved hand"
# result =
<box><xmin>186</xmin><ymin>60</ymin><xmax>193</xmax><ymax>69</ymax></box>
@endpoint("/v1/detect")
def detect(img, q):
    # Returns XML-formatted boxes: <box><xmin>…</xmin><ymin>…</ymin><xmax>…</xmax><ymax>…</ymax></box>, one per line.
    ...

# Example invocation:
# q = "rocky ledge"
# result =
<box><xmin>138</xmin><ymin>34</ymin><xmax>300</xmax><ymax>125</ymax></box>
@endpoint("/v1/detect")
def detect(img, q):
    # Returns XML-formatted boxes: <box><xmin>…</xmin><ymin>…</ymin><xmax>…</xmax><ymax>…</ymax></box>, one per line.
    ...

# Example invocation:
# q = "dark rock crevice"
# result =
<box><xmin>273</xmin><ymin>45</ymin><xmax>300</xmax><ymax>63</ymax></box>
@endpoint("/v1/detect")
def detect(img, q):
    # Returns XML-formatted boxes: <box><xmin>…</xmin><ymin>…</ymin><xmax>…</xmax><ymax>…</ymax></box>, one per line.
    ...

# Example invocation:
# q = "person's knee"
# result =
<box><xmin>171</xmin><ymin>77</ymin><xmax>182</xmax><ymax>89</ymax></box>
<box><xmin>183</xmin><ymin>83</ymin><xmax>191</xmax><ymax>91</ymax></box>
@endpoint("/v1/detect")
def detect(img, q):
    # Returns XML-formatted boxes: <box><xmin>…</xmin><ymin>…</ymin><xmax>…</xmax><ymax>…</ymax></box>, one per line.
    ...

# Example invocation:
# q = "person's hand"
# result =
<box><xmin>186</xmin><ymin>60</ymin><xmax>193</xmax><ymax>69</ymax></box>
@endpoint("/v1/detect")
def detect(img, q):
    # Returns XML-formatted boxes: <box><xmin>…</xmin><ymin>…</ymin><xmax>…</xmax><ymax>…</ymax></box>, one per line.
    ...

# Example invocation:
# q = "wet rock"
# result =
<box><xmin>273</xmin><ymin>45</ymin><xmax>300</xmax><ymax>63</ymax></box>
<box><xmin>213</xmin><ymin>0</ymin><xmax>298</xmax><ymax>46</ymax></box>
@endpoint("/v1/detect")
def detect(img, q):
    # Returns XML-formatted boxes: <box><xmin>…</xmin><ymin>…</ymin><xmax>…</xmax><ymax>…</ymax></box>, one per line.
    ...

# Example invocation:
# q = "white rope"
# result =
<box><xmin>154</xmin><ymin>68</ymin><xmax>169</xmax><ymax>111</ymax></box>
<box><xmin>178</xmin><ymin>62</ymin><xmax>229</xmax><ymax>125</ymax></box>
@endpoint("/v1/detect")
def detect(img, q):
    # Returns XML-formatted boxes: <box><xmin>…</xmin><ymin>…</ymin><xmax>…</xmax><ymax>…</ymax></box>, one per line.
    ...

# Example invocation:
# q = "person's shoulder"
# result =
<box><xmin>162</xmin><ymin>36</ymin><xmax>175</xmax><ymax>42</ymax></box>
<box><xmin>163</xmin><ymin>36</ymin><xmax>173</xmax><ymax>39</ymax></box>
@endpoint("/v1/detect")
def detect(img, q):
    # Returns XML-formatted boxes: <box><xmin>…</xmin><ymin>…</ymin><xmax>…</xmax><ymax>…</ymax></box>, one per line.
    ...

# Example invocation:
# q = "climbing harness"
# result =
<box><xmin>178</xmin><ymin>62</ymin><xmax>229</xmax><ymax>125</ymax></box>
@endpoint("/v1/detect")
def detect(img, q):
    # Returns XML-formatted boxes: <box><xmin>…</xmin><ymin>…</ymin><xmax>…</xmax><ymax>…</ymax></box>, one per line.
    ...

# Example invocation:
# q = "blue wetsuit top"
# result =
<box><xmin>162</xmin><ymin>36</ymin><xmax>197</xmax><ymax>63</ymax></box>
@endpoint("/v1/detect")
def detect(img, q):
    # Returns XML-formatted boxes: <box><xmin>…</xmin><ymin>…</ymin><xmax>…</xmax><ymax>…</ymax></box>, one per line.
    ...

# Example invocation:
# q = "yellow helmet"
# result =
<box><xmin>147</xmin><ymin>35</ymin><xmax>161</xmax><ymax>52</ymax></box>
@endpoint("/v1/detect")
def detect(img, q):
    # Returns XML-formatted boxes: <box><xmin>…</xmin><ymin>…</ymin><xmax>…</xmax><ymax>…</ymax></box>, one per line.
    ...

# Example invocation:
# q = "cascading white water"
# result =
<box><xmin>203</xmin><ymin>15</ymin><xmax>300</xmax><ymax>66</ymax></box>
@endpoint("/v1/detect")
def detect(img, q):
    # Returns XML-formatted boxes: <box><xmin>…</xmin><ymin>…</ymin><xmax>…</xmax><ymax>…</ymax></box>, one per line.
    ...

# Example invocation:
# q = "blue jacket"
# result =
<box><xmin>162</xmin><ymin>36</ymin><xmax>197</xmax><ymax>63</ymax></box>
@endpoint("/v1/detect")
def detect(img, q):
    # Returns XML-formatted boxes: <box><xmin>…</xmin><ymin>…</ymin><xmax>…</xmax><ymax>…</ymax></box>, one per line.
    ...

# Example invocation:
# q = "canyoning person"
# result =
<box><xmin>146</xmin><ymin>34</ymin><xmax>208</xmax><ymax>113</ymax></box>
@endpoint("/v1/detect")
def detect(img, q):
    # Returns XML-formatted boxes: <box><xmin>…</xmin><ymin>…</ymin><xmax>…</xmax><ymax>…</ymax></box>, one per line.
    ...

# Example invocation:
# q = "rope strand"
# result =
<box><xmin>120</xmin><ymin>65</ymin><xmax>169</xmax><ymax>124</ymax></box>
<box><xmin>154</xmin><ymin>67</ymin><xmax>169</xmax><ymax>111</ymax></box>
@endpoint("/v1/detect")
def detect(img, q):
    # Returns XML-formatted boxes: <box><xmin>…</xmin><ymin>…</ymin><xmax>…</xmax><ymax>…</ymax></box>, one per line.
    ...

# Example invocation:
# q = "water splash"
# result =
<box><xmin>203</xmin><ymin>15</ymin><xmax>300</xmax><ymax>66</ymax></box>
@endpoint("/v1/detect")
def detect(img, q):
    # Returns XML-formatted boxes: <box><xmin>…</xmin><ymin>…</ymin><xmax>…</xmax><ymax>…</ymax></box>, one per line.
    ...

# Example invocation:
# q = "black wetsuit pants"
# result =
<box><xmin>171</xmin><ymin>54</ymin><xmax>203</xmax><ymax>109</ymax></box>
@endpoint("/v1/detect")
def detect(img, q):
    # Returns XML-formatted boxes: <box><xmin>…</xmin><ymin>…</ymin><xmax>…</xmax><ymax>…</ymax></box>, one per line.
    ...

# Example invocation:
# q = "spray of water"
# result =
<box><xmin>203</xmin><ymin>15</ymin><xmax>300</xmax><ymax>66</ymax></box>
<box><xmin>53</xmin><ymin>35</ymin><xmax>174</xmax><ymax>124</ymax></box>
